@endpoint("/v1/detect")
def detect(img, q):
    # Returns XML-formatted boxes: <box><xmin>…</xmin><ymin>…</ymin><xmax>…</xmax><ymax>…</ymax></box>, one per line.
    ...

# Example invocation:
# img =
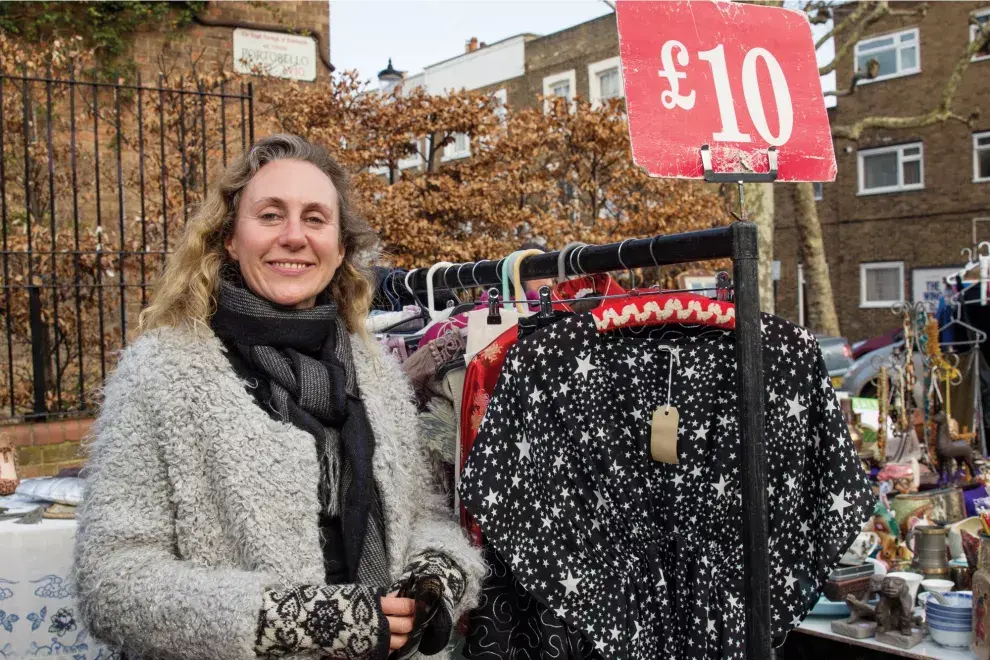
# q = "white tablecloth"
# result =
<box><xmin>0</xmin><ymin>517</ymin><xmax>116</xmax><ymax>659</ymax></box>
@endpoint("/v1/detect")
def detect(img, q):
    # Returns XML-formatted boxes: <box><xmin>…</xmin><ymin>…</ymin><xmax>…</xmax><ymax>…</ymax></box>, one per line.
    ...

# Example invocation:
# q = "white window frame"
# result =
<box><xmin>813</xmin><ymin>182</ymin><xmax>823</xmax><ymax>201</ymax></box>
<box><xmin>542</xmin><ymin>69</ymin><xmax>576</xmax><ymax>112</ymax></box>
<box><xmin>587</xmin><ymin>56</ymin><xmax>623</xmax><ymax>108</ymax></box>
<box><xmin>972</xmin><ymin>8</ymin><xmax>990</xmax><ymax>62</ymax></box>
<box><xmin>857</xmin><ymin>142</ymin><xmax>924</xmax><ymax>195</ymax></box>
<box><xmin>441</xmin><ymin>132</ymin><xmax>471</xmax><ymax>162</ymax></box>
<box><xmin>398</xmin><ymin>138</ymin><xmax>425</xmax><ymax>171</ymax></box>
<box><xmin>854</xmin><ymin>27</ymin><xmax>921</xmax><ymax>84</ymax></box>
<box><xmin>493</xmin><ymin>88</ymin><xmax>508</xmax><ymax>124</ymax></box>
<box><xmin>860</xmin><ymin>261</ymin><xmax>905</xmax><ymax>308</ymax></box>
<box><xmin>975</xmin><ymin>131</ymin><xmax>990</xmax><ymax>183</ymax></box>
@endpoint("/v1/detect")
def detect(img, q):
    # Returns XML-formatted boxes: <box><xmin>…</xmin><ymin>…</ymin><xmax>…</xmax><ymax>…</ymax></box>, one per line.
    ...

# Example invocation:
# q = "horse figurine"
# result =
<box><xmin>933</xmin><ymin>411</ymin><xmax>977</xmax><ymax>484</ymax></box>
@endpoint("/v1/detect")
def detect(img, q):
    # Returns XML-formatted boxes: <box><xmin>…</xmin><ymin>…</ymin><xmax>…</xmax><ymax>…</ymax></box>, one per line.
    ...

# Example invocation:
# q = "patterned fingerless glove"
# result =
<box><xmin>389</xmin><ymin>551</ymin><xmax>467</xmax><ymax>656</ymax></box>
<box><xmin>255</xmin><ymin>584</ymin><xmax>389</xmax><ymax>659</ymax></box>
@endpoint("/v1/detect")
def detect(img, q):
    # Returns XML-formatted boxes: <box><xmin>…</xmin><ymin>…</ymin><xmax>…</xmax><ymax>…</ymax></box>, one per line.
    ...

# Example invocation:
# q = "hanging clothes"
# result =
<box><xmin>458</xmin><ymin>275</ymin><xmax>629</xmax><ymax>545</ymax></box>
<box><xmin>458</xmin><ymin>311</ymin><xmax>874</xmax><ymax>659</ymax></box>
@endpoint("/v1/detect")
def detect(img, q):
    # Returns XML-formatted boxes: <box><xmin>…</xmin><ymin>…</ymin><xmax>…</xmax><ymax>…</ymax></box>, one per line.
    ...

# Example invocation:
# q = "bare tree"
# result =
<box><xmin>794</xmin><ymin>1</ymin><xmax>989</xmax><ymax>336</ymax></box>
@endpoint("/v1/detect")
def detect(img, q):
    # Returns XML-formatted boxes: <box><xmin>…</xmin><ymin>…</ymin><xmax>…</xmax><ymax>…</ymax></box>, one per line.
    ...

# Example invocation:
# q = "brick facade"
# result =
<box><xmin>462</xmin><ymin>14</ymin><xmax>620</xmax><ymax>110</ymax></box>
<box><xmin>774</xmin><ymin>1</ymin><xmax>990</xmax><ymax>341</ymax></box>
<box><xmin>3</xmin><ymin>418</ymin><xmax>92</xmax><ymax>478</ymax></box>
<box><xmin>128</xmin><ymin>1</ymin><xmax>331</xmax><ymax>84</ymax></box>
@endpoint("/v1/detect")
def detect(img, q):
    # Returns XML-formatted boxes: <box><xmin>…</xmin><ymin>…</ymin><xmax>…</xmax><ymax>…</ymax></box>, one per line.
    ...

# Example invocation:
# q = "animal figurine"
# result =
<box><xmin>933</xmin><ymin>411</ymin><xmax>977</xmax><ymax>484</ymax></box>
<box><xmin>874</xmin><ymin>576</ymin><xmax>922</xmax><ymax>636</ymax></box>
<box><xmin>846</xmin><ymin>574</ymin><xmax>884</xmax><ymax>623</ymax></box>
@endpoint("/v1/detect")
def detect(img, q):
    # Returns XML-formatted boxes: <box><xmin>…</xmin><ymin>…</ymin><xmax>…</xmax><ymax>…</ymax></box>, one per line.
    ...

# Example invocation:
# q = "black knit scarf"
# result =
<box><xmin>211</xmin><ymin>278</ymin><xmax>390</xmax><ymax>586</ymax></box>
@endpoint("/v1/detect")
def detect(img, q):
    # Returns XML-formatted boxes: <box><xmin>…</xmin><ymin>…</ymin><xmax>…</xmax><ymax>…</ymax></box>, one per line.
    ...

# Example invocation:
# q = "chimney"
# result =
<box><xmin>466</xmin><ymin>37</ymin><xmax>479</xmax><ymax>53</ymax></box>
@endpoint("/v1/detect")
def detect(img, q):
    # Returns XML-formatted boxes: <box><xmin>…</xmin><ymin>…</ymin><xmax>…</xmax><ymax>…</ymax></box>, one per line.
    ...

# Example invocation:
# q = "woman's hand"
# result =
<box><xmin>381</xmin><ymin>592</ymin><xmax>416</xmax><ymax>650</ymax></box>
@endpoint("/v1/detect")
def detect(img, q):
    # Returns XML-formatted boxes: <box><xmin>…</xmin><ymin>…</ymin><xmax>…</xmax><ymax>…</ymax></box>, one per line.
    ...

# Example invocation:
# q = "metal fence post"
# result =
<box><xmin>28</xmin><ymin>284</ymin><xmax>48</xmax><ymax>418</ymax></box>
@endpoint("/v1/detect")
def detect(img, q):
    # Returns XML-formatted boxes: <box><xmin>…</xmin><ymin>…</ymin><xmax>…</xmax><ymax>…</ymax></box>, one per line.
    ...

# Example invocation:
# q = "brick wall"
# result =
<box><xmin>520</xmin><ymin>13</ymin><xmax>618</xmax><ymax>109</ymax></box>
<box><xmin>128</xmin><ymin>1</ymin><xmax>331</xmax><ymax>83</ymax></box>
<box><xmin>3</xmin><ymin>418</ymin><xmax>92</xmax><ymax>478</ymax></box>
<box><xmin>773</xmin><ymin>1</ymin><xmax>990</xmax><ymax>341</ymax></box>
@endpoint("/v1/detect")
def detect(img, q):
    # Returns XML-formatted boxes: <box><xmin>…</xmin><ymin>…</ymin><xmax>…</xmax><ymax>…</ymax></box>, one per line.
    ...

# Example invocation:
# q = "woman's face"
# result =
<box><xmin>225</xmin><ymin>159</ymin><xmax>346</xmax><ymax>309</ymax></box>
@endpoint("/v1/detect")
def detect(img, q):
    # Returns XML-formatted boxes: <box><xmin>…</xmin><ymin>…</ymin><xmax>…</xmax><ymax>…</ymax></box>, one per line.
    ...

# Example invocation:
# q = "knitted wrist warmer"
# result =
<box><xmin>389</xmin><ymin>551</ymin><xmax>467</xmax><ymax>655</ymax></box>
<box><xmin>255</xmin><ymin>584</ymin><xmax>389</xmax><ymax>659</ymax></box>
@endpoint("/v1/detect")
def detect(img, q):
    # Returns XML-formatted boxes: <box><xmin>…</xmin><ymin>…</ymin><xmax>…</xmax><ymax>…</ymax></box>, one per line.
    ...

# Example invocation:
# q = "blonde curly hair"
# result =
<box><xmin>139</xmin><ymin>134</ymin><xmax>379</xmax><ymax>337</ymax></box>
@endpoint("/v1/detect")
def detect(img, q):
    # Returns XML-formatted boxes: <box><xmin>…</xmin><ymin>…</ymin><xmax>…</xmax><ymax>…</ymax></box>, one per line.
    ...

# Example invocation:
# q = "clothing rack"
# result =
<box><xmin>407</xmin><ymin>222</ymin><xmax>772</xmax><ymax>659</ymax></box>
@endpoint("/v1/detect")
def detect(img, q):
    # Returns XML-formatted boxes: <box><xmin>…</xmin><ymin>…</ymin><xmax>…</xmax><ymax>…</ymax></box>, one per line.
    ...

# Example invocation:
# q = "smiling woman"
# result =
<box><xmin>224</xmin><ymin>160</ymin><xmax>347</xmax><ymax>309</ymax></box>
<box><xmin>73</xmin><ymin>134</ymin><xmax>484</xmax><ymax>660</ymax></box>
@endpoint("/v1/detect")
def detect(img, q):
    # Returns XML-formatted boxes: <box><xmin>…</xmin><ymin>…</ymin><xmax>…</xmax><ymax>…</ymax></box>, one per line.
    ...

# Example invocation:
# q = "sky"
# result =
<box><xmin>330</xmin><ymin>0</ymin><xmax>836</xmax><ymax>99</ymax></box>
<box><xmin>330</xmin><ymin>0</ymin><xmax>616</xmax><ymax>87</ymax></box>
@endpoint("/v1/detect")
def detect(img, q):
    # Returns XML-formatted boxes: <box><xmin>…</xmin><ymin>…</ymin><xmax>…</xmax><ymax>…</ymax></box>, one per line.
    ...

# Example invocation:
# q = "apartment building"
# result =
<box><xmin>384</xmin><ymin>4</ymin><xmax>989</xmax><ymax>342</ymax></box>
<box><xmin>382</xmin><ymin>12</ymin><xmax>620</xmax><ymax>168</ymax></box>
<box><xmin>775</xmin><ymin>1</ymin><xmax>990</xmax><ymax>341</ymax></box>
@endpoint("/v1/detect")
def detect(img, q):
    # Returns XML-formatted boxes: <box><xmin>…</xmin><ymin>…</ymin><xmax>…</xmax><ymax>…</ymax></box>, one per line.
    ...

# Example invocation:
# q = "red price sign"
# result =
<box><xmin>616</xmin><ymin>1</ymin><xmax>836</xmax><ymax>182</ymax></box>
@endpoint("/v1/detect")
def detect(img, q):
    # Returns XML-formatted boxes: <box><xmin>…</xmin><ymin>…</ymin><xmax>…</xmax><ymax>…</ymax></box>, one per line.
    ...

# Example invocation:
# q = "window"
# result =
<box><xmin>813</xmin><ymin>182</ymin><xmax>823</xmax><ymax>201</ymax></box>
<box><xmin>976</xmin><ymin>132</ymin><xmax>990</xmax><ymax>182</ymax></box>
<box><xmin>493</xmin><ymin>88</ymin><xmax>508</xmax><ymax>124</ymax></box>
<box><xmin>398</xmin><ymin>137</ymin><xmax>425</xmax><ymax>171</ymax></box>
<box><xmin>542</xmin><ymin>70</ymin><xmax>576</xmax><ymax>112</ymax></box>
<box><xmin>442</xmin><ymin>132</ymin><xmax>471</xmax><ymax>161</ymax></box>
<box><xmin>855</xmin><ymin>28</ymin><xmax>920</xmax><ymax>83</ymax></box>
<box><xmin>860</xmin><ymin>262</ymin><xmax>905</xmax><ymax>308</ymax></box>
<box><xmin>972</xmin><ymin>9</ymin><xmax>990</xmax><ymax>62</ymax></box>
<box><xmin>550</xmin><ymin>80</ymin><xmax>570</xmax><ymax>97</ymax></box>
<box><xmin>588</xmin><ymin>56</ymin><xmax>624</xmax><ymax>108</ymax></box>
<box><xmin>857</xmin><ymin>142</ymin><xmax>924</xmax><ymax>195</ymax></box>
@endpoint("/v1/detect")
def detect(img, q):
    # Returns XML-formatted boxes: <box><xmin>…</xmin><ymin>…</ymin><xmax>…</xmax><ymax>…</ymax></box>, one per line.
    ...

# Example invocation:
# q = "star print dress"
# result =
<box><xmin>458</xmin><ymin>312</ymin><xmax>874</xmax><ymax>659</ymax></box>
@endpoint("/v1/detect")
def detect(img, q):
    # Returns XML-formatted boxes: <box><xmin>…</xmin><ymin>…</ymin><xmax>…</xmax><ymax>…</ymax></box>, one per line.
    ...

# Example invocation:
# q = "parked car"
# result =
<box><xmin>816</xmin><ymin>336</ymin><xmax>854</xmax><ymax>388</ymax></box>
<box><xmin>841</xmin><ymin>340</ymin><xmax>925</xmax><ymax>406</ymax></box>
<box><xmin>851</xmin><ymin>327</ymin><xmax>903</xmax><ymax>360</ymax></box>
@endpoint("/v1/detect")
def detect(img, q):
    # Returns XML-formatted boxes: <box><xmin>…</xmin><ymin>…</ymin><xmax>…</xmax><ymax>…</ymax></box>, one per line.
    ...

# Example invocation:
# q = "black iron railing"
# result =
<box><xmin>0</xmin><ymin>68</ymin><xmax>254</xmax><ymax>423</ymax></box>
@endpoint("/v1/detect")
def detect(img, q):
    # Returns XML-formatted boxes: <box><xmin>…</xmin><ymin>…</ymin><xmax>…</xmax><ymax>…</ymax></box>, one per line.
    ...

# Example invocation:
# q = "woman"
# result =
<box><xmin>75</xmin><ymin>134</ymin><xmax>484</xmax><ymax>660</ymax></box>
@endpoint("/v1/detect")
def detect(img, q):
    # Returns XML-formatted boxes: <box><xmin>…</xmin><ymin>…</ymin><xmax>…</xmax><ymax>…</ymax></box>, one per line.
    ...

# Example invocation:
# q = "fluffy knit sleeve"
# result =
<box><xmin>74</xmin><ymin>335</ymin><xmax>280</xmax><ymax>660</ymax></box>
<box><xmin>375</xmin><ymin>347</ymin><xmax>486</xmax><ymax>621</ymax></box>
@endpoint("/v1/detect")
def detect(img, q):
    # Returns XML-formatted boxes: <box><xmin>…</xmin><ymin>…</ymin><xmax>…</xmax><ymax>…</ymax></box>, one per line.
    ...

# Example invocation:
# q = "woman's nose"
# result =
<box><xmin>277</xmin><ymin>216</ymin><xmax>307</xmax><ymax>248</ymax></box>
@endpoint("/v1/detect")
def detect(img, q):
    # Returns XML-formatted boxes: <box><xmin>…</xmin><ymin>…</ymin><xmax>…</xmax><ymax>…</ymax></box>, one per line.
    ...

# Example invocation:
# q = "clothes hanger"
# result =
<box><xmin>501</xmin><ymin>251</ymin><xmax>523</xmax><ymax>310</ymax></box>
<box><xmin>938</xmin><ymin>289</ymin><xmax>988</xmax><ymax>347</ymax></box>
<box><xmin>447</xmin><ymin>262</ymin><xmax>484</xmax><ymax>317</ymax></box>
<box><xmin>557</xmin><ymin>242</ymin><xmax>586</xmax><ymax>281</ymax></box>
<box><xmin>511</xmin><ymin>249</ymin><xmax>545</xmax><ymax>314</ymax></box>
<box><xmin>425</xmin><ymin>261</ymin><xmax>455</xmax><ymax>321</ymax></box>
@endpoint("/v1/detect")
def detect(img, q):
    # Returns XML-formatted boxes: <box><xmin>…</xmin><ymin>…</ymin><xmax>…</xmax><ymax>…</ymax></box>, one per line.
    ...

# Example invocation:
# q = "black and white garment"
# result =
<box><xmin>255</xmin><ymin>584</ymin><xmax>389</xmax><ymax>659</ymax></box>
<box><xmin>458</xmin><ymin>313</ymin><xmax>874</xmax><ymax>659</ymax></box>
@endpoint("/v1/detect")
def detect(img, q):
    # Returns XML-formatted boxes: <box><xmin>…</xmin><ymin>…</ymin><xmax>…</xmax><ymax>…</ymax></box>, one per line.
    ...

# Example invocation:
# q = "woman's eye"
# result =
<box><xmin>260</xmin><ymin>212</ymin><xmax>281</xmax><ymax>222</ymax></box>
<box><xmin>305</xmin><ymin>216</ymin><xmax>327</xmax><ymax>224</ymax></box>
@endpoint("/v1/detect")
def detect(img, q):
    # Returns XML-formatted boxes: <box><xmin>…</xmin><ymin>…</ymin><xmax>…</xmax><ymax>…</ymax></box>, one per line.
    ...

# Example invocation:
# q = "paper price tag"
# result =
<box><xmin>650</xmin><ymin>405</ymin><xmax>680</xmax><ymax>463</ymax></box>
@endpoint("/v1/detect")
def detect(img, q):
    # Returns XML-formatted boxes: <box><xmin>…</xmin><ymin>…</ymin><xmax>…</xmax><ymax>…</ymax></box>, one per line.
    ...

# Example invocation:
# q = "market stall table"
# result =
<box><xmin>796</xmin><ymin>615</ymin><xmax>975</xmax><ymax>659</ymax></box>
<box><xmin>0</xmin><ymin>517</ymin><xmax>115</xmax><ymax>659</ymax></box>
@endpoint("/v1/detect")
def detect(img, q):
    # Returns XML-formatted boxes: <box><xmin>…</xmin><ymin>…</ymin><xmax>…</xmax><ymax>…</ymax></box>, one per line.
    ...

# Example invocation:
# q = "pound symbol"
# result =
<box><xmin>658</xmin><ymin>40</ymin><xmax>696</xmax><ymax>111</ymax></box>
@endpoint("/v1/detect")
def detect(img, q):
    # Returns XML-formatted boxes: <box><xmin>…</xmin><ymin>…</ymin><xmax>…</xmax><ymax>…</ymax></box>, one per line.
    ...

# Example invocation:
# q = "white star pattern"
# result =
<box><xmin>458</xmin><ymin>311</ymin><xmax>874</xmax><ymax>659</ymax></box>
<box><xmin>559</xmin><ymin>571</ymin><xmax>582</xmax><ymax>597</ymax></box>
<box><xmin>574</xmin><ymin>354</ymin><xmax>597</xmax><ymax>378</ymax></box>
<box><xmin>786</xmin><ymin>395</ymin><xmax>807</xmax><ymax>421</ymax></box>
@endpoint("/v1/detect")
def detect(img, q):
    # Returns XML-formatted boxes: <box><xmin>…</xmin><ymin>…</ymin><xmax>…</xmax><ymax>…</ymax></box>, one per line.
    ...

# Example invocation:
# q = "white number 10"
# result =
<box><xmin>696</xmin><ymin>44</ymin><xmax>793</xmax><ymax>147</ymax></box>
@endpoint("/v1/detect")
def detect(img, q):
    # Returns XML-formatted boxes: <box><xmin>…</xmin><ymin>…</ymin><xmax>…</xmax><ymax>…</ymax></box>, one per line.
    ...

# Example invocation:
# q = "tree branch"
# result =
<box><xmin>825</xmin><ymin>58</ymin><xmax>879</xmax><ymax>97</ymax></box>
<box><xmin>814</xmin><ymin>0</ymin><xmax>872</xmax><ymax>51</ymax></box>
<box><xmin>831</xmin><ymin>21</ymin><xmax>989</xmax><ymax>140</ymax></box>
<box><xmin>819</xmin><ymin>1</ymin><xmax>890</xmax><ymax>76</ymax></box>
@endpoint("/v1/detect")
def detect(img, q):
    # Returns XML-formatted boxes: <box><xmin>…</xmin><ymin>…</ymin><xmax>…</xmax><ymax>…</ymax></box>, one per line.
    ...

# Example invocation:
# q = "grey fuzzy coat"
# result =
<box><xmin>74</xmin><ymin>326</ymin><xmax>485</xmax><ymax>660</ymax></box>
